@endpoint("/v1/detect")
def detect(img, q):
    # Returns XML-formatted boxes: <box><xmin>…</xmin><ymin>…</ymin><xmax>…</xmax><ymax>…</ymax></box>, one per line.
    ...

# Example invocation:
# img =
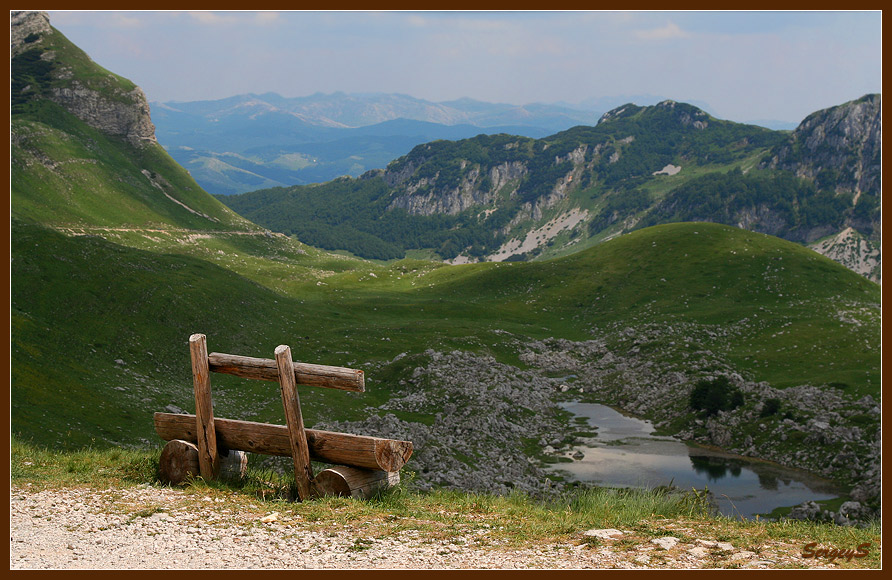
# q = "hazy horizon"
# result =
<box><xmin>47</xmin><ymin>10</ymin><xmax>881</xmax><ymax>127</ymax></box>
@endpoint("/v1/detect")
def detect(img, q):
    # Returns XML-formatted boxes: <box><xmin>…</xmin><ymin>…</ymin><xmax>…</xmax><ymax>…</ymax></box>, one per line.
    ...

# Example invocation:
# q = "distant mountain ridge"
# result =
<box><xmin>222</xmin><ymin>97</ymin><xmax>881</xmax><ymax>282</ymax></box>
<box><xmin>151</xmin><ymin>92</ymin><xmax>608</xmax><ymax>195</ymax></box>
<box><xmin>157</xmin><ymin>91</ymin><xmax>603</xmax><ymax>130</ymax></box>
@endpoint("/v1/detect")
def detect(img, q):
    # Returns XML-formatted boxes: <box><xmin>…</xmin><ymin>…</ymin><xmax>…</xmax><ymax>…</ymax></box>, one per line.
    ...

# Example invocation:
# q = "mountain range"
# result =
<box><xmin>10</xmin><ymin>11</ymin><xmax>880</xmax><ymax>516</ymax></box>
<box><xmin>150</xmin><ymin>92</ymin><xmax>602</xmax><ymax>195</ymax></box>
<box><xmin>151</xmin><ymin>92</ymin><xmax>797</xmax><ymax>197</ymax></box>
<box><xmin>221</xmin><ymin>96</ymin><xmax>881</xmax><ymax>283</ymax></box>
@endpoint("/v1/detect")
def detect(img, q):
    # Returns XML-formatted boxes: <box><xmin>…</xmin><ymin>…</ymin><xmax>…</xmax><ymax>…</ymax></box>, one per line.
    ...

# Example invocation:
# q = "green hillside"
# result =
<box><xmin>422</xmin><ymin>222</ymin><xmax>878</xmax><ymax>391</ymax></box>
<box><xmin>219</xmin><ymin>103</ymin><xmax>789</xmax><ymax>261</ymax></box>
<box><xmin>12</xmin><ymin>218</ymin><xmax>879</xmax><ymax>444</ymax></box>
<box><xmin>10</xmin><ymin>219</ymin><xmax>292</xmax><ymax>449</ymax></box>
<box><xmin>11</xmin><ymin>105</ymin><xmax>249</xmax><ymax>230</ymax></box>
<box><xmin>11</xmin><ymin>17</ymin><xmax>254</xmax><ymax>232</ymax></box>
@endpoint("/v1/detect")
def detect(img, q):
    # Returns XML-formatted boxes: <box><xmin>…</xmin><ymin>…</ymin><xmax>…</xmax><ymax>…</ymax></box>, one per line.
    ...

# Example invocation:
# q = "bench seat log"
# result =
<box><xmin>154</xmin><ymin>412</ymin><xmax>413</xmax><ymax>472</ymax></box>
<box><xmin>207</xmin><ymin>352</ymin><xmax>364</xmax><ymax>392</ymax></box>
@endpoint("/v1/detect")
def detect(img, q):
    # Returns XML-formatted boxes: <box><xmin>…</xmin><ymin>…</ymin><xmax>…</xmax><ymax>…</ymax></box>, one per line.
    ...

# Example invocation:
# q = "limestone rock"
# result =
<box><xmin>11</xmin><ymin>11</ymin><xmax>157</xmax><ymax>148</ymax></box>
<box><xmin>10</xmin><ymin>11</ymin><xmax>52</xmax><ymax>56</ymax></box>
<box><xmin>651</xmin><ymin>537</ymin><xmax>680</xmax><ymax>550</ymax></box>
<box><xmin>50</xmin><ymin>83</ymin><xmax>157</xmax><ymax>147</ymax></box>
<box><xmin>582</xmin><ymin>529</ymin><xmax>624</xmax><ymax>540</ymax></box>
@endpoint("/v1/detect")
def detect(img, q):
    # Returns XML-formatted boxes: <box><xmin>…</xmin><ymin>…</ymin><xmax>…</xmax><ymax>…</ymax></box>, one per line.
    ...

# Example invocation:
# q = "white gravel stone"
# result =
<box><xmin>651</xmin><ymin>537</ymin><xmax>680</xmax><ymax>550</ymax></box>
<box><xmin>582</xmin><ymin>529</ymin><xmax>624</xmax><ymax>539</ymax></box>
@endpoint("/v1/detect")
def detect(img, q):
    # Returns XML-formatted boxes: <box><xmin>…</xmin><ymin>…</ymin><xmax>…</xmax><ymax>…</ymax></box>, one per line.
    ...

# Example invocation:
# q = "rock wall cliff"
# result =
<box><xmin>762</xmin><ymin>94</ymin><xmax>881</xmax><ymax>199</ymax></box>
<box><xmin>11</xmin><ymin>11</ymin><xmax>157</xmax><ymax>147</ymax></box>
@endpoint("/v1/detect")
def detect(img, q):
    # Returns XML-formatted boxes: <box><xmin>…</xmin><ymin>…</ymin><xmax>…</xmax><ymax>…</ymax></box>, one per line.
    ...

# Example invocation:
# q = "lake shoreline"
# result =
<box><xmin>544</xmin><ymin>401</ymin><xmax>844</xmax><ymax>519</ymax></box>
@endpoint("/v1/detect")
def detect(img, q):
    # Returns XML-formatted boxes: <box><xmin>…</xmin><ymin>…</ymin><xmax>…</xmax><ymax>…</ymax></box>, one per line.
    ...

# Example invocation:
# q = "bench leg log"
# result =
<box><xmin>159</xmin><ymin>439</ymin><xmax>248</xmax><ymax>485</ymax></box>
<box><xmin>314</xmin><ymin>465</ymin><xmax>400</xmax><ymax>499</ymax></box>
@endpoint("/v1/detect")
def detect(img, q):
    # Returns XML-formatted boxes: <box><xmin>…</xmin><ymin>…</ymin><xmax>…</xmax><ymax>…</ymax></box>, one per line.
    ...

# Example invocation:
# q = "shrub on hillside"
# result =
<box><xmin>688</xmin><ymin>376</ymin><xmax>744</xmax><ymax>417</ymax></box>
<box><xmin>760</xmin><ymin>397</ymin><xmax>782</xmax><ymax>418</ymax></box>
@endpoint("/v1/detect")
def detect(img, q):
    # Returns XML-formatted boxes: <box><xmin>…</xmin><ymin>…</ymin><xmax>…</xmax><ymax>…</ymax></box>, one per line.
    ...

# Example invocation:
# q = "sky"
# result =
<box><xmin>47</xmin><ymin>10</ymin><xmax>881</xmax><ymax>125</ymax></box>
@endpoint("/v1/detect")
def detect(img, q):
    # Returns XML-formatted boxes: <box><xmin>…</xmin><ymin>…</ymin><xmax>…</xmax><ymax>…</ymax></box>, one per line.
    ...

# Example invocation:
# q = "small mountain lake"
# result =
<box><xmin>547</xmin><ymin>402</ymin><xmax>842</xmax><ymax>518</ymax></box>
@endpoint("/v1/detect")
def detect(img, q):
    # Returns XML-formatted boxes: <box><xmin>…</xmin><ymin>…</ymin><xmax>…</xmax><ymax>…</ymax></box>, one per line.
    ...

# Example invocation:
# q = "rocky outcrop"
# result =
<box><xmin>488</xmin><ymin>160</ymin><xmax>529</xmax><ymax>193</ymax></box>
<box><xmin>387</xmin><ymin>166</ymin><xmax>498</xmax><ymax>215</ymax></box>
<box><xmin>49</xmin><ymin>83</ymin><xmax>157</xmax><ymax>147</ymax></box>
<box><xmin>809</xmin><ymin>227</ymin><xmax>881</xmax><ymax>284</ymax></box>
<box><xmin>10</xmin><ymin>11</ymin><xmax>157</xmax><ymax>148</ymax></box>
<box><xmin>10</xmin><ymin>11</ymin><xmax>52</xmax><ymax>56</ymax></box>
<box><xmin>762</xmin><ymin>94</ymin><xmax>881</xmax><ymax>197</ymax></box>
<box><xmin>386</xmin><ymin>160</ymin><xmax>529</xmax><ymax>216</ymax></box>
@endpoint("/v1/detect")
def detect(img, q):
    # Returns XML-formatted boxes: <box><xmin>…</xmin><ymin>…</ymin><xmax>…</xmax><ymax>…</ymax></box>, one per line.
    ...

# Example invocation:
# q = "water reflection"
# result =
<box><xmin>690</xmin><ymin>455</ymin><xmax>742</xmax><ymax>480</ymax></box>
<box><xmin>547</xmin><ymin>402</ymin><xmax>842</xmax><ymax>518</ymax></box>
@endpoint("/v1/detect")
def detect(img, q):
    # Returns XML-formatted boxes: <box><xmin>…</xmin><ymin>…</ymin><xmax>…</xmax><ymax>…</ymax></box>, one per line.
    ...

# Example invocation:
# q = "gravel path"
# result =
<box><xmin>9</xmin><ymin>485</ymin><xmax>855</xmax><ymax>569</ymax></box>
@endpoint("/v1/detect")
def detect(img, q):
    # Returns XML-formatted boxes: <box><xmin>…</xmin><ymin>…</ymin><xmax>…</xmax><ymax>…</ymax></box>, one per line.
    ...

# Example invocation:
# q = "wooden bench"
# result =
<box><xmin>154</xmin><ymin>333</ymin><xmax>413</xmax><ymax>500</ymax></box>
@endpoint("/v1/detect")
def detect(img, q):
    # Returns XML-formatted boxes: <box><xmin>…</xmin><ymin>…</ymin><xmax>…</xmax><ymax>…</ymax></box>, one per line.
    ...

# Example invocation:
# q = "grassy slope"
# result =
<box><xmin>10</xmin><ymin>220</ymin><xmax>303</xmax><ymax>449</ymax></box>
<box><xmin>439</xmin><ymin>222</ymin><xmax>879</xmax><ymax>392</ymax></box>
<box><xmin>12</xmin><ymin>21</ymin><xmax>253</xmax><ymax>231</ymax></box>
<box><xmin>12</xmin><ymin>218</ymin><xmax>880</xmax><ymax>450</ymax></box>
<box><xmin>11</xmin><ymin>100</ymin><xmax>254</xmax><ymax>231</ymax></box>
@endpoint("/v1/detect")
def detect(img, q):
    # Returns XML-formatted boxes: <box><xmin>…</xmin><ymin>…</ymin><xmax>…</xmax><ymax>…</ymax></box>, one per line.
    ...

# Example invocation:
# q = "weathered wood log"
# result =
<box><xmin>314</xmin><ymin>465</ymin><xmax>400</xmax><ymax>499</ymax></box>
<box><xmin>190</xmin><ymin>334</ymin><xmax>218</xmax><ymax>480</ymax></box>
<box><xmin>154</xmin><ymin>412</ymin><xmax>413</xmax><ymax>472</ymax></box>
<box><xmin>158</xmin><ymin>439</ymin><xmax>247</xmax><ymax>485</ymax></box>
<box><xmin>159</xmin><ymin>439</ymin><xmax>200</xmax><ymax>485</ymax></box>
<box><xmin>207</xmin><ymin>352</ymin><xmax>364</xmax><ymax>392</ymax></box>
<box><xmin>275</xmin><ymin>344</ymin><xmax>315</xmax><ymax>501</ymax></box>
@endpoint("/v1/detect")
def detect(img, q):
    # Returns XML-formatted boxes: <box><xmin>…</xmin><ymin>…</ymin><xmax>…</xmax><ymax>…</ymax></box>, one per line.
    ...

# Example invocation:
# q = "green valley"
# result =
<box><xmin>10</xmin><ymin>11</ymin><xmax>881</xmax><ymax>528</ymax></box>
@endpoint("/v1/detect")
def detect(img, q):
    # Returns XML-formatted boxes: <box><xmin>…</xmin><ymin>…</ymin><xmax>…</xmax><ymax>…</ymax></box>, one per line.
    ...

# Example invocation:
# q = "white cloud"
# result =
<box><xmin>186</xmin><ymin>11</ymin><xmax>283</xmax><ymax>28</ymax></box>
<box><xmin>406</xmin><ymin>14</ymin><xmax>428</xmax><ymax>28</ymax></box>
<box><xmin>253</xmin><ymin>12</ymin><xmax>280</xmax><ymax>26</ymax></box>
<box><xmin>50</xmin><ymin>10</ymin><xmax>143</xmax><ymax>29</ymax></box>
<box><xmin>110</xmin><ymin>13</ymin><xmax>142</xmax><ymax>28</ymax></box>
<box><xmin>188</xmin><ymin>11</ymin><xmax>238</xmax><ymax>26</ymax></box>
<box><xmin>635</xmin><ymin>21</ymin><xmax>689</xmax><ymax>40</ymax></box>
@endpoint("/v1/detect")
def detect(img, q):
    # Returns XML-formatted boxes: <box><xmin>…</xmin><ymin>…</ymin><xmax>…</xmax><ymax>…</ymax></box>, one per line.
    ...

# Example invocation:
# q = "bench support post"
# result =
<box><xmin>190</xmin><ymin>333</ymin><xmax>218</xmax><ymax>480</ymax></box>
<box><xmin>275</xmin><ymin>344</ymin><xmax>316</xmax><ymax>500</ymax></box>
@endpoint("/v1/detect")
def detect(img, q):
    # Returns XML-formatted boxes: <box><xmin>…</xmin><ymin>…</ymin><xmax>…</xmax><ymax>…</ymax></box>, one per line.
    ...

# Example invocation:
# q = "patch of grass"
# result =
<box><xmin>10</xmin><ymin>441</ymin><xmax>879</xmax><ymax>568</ymax></box>
<box><xmin>11</xmin><ymin>436</ymin><xmax>162</xmax><ymax>488</ymax></box>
